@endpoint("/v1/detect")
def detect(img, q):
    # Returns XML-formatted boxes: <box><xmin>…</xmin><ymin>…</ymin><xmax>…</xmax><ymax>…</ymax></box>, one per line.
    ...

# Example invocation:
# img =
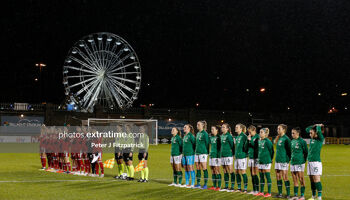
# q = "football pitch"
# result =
<box><xmin>0</xmin><ymin>144</ymin><xmax>349</xmax><ymax>200</ymax></box>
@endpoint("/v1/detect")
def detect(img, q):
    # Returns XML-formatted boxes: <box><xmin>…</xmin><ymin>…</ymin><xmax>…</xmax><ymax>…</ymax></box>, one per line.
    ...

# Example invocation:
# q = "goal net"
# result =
<box><xmin>85</xmin><ymin>118</ymin><xmax>158</xmax><ymax>146</ymax></box>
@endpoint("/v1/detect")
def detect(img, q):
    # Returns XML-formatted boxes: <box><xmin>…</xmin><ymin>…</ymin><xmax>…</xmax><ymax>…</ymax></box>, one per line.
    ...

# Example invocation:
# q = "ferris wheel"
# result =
<box><xmin>63</xmin><ymin>32</ymin><xmax>141</xmax><ymax>112</ymax></box>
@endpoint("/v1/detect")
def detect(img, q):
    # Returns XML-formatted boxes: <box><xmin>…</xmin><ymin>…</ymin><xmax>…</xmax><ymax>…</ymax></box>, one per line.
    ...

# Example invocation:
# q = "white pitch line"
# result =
<box><xmin>321</xmin><ymin>175</ymin><xmax>350</xmax><ymax>177</ymax></box>
<box><xmin>0</xmin><ymin>180</ymin><xmax>104</xmax><ymax>183</ymax></box>
<box><xmin>0</xmin><ymin>175</ymin><xmax>349</xmax><ymax>183</ymax></box>
<box><xmin>0</xmin><ymin>179</ymin><xmax>171</xmax><ymax>183</ymax></box>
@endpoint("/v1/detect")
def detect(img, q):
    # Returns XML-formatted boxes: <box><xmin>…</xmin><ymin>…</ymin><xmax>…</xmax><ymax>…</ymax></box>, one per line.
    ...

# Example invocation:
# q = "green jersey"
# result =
<box><xmin>291</xmin><ymin>137</ymin><xmax>308</xmax><ymax>165</ymax></box>
<box><xmin>220</xmin><ymin>132</ymin><xmax>234</xmax><ymax>157</ymax></box>
<box><xmin>275</xmin><ymin>134</ymin><xmax>291</xmax><ymax>163</ymax></box>
<box><xmin>182</xmin><ymin>132</ymin><xmax>196</xmax><ymax>156</ymax></box>
<box><xmin>209</xmin><ymin>135</ymin><xmax>221</xmax><ymax>158</ymax></box>
<box><xmin>195</xmin><ymin>130</ymin><xmax>209</xmax><ymax>154</ymax></box>
<box><xmin>306</xmin><ymin>125</ymin><xmax>324</xmax><ymax>162</ymax></box>
<box><xmin>233</xmin><ymin>135</ymin><xmax>237</xmax><ymax>143</ymax></box>
<box><xmin>248</xmin><ymin>134</ymin><xmax>260</xmax><ymax>159</ymax></box>
<box><xmin>235</xmin><ymin>132</ymin><xmax>248</xmax><ymax>159</ymax></box>
<box><xmin>258</xmin><ymin>138</ymin><xmax>274</xmax><ymax>164</ymax></box>
<box><xmin>171</xmin><ymin>135</ymin><xmax>183</xmax><ymax>156</ymax></box>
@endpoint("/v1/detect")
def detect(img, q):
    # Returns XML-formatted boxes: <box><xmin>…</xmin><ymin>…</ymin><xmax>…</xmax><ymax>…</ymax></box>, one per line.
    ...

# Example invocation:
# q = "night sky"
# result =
<box><xmin>1</xmin><ymin>0</ymin><xmax>350</xmax><ymax>114</ymax></box>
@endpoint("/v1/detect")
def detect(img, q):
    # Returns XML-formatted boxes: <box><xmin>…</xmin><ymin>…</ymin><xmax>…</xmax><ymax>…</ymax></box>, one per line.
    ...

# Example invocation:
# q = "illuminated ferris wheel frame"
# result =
<box><xmin>63</xmin><ymin>32</ymin><xmax>141</xmax><ymax>112</ymax></box>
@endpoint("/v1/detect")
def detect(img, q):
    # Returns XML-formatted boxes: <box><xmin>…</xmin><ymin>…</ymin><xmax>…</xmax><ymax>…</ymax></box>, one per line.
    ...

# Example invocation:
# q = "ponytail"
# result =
<box><xmin>199</xmin><ymin>120</ymin><xmax>207</xmax><ymax>131</ymax></box>
<box><xmin>274</xmin><ymin>136</ymin><xmax>280</xmax><ymax>144</ymax></box>
<box><xmin>275</xmin><ymin>124</ymin><xmax>287</xmax><ymax>143</ymax></box>
<box><xmin>279</xmin><ymin>124</ymin><xmax>288</xmax><ymax>132</ymax></box>
<box><xmin>185</xmin><ymin>124</ymin><xmax>195</xmax><ymax>136</ymax></box>
<box><xmin>174</xmin><ymin>127</ymin><xmax>182</xmax><ymax>138</ymax></box>
<box><xmin>237</xmin><ymin>123</ymin><xmax>247</xmax><ymax>133</ymax></box>
<box><xmin>248</xmin><ymin>125</ymin><xmax>256</xmax><ymax>132</ymax></box>
<box><xmin>223</xmin><ymin>123</ymin><xmax>231</xmax><ymax>134</ymax></box>
<box><xmin>262</xmin><ymin>128</ymin><xmax>270</xmax><ymax>137</ymax></box>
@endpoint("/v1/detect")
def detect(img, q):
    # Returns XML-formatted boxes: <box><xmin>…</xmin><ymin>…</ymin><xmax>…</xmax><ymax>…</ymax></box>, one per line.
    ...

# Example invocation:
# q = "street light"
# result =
<box><xmin>35</xmin><ymin>63</ymin><xmax>46</xmax><ymax>72</ymax></box>
<box><xmin>35</xmin><ymin>62</ymin><xmax>46</xmax><ymax>102</ymax></box>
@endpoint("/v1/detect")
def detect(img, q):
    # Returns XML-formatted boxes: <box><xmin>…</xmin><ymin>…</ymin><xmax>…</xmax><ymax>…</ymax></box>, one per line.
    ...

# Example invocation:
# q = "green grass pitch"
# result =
<box><xmin>0</xmin><ymin>144</ymin><xmax>349</xmax><ymax>200</ymax></box>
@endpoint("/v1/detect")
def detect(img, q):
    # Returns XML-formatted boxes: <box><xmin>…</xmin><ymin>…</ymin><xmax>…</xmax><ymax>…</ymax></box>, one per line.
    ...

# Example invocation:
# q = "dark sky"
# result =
<box><xmin>1</xmin><ymin>0</ymin><xmax>350</xmax><ymax>114</ymax></box>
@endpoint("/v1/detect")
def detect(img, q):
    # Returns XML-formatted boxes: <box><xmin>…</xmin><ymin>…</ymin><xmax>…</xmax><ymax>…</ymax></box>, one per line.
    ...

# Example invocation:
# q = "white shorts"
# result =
<box><xmin>307</xmin><ymin>162</ymin><xmax>322</xmax><ymax>175</ymax></box>
<box><xmin>170</xmin><ymin>155</ymin><xmax>182</xmax><ymax>164</ymax></box>
<box><xmin>275</xmin><ymin>162</ymin><xmax>289</xmax><ymax>171</ymax></box>
<box><xmin>258</xmin><ymin>163</ymin><xmax>271</xmax><ymax>170</ymax></box>
<box><xmin>221</xmin><ymin>157</ymin><xmax>233</xmax><ymax>166</ymax></box>
<box><xmin>194</xmin><ymin>154</ymin><xmax>208</xmax><ymax>163</ymax></box>
<box><xmin>234</xmin><ymin>158</ymin><xmax>247</xmax><ymax>170</ymax></box>
<box><xmin>248</xmin><ymin>159</ymin><xmax>259</xmax><ymax>168</ymax></box>
<box><xmin>209</xmin><ymin>158</ymin><xmax>221</xmax><ymax>166</ymax></box>
<box><xmin>290</xmin><ymin>164</ymin><xmax>305</xmax><ymax>172</ymax></box>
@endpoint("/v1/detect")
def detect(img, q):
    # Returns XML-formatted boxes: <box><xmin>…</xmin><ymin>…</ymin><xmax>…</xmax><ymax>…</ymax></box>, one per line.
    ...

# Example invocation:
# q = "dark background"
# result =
<box><xmin>1</xmin><ymin>0</ymin><xmax>350</xmax><ymax>114</ymax></box>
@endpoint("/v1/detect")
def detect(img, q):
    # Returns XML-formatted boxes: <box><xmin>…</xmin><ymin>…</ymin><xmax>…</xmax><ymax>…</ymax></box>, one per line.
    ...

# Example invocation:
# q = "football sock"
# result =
<box><xmin>265</xmin><ymin>172</ymin><xmax>272</xmax><ymax>194</ymax></box>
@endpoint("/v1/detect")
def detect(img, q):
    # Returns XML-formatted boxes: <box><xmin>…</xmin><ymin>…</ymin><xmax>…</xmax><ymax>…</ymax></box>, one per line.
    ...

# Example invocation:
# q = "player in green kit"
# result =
<box><xmin>274</xmin><ymin>124</ymin><xmax>292</xmax><ymax>198</ymax></box>
<box><xmin>194</xmin><ymin>121</ymin><xmax>210</xmax><ymax>189</ymax></box>
<box><xmin>234</xmin><ymin>123</ymin><xmax>249</xmax><ymax>193</ymax></box>
<box><xmin>169</xmin><ymin>127</ymin><xmax>183</xmax><ymax>187</ymax></box>
<box><xmin>306</xmin><ymin>124</ymin><xmax>324</xmax><ymax>200</ymax></box>
<box><xmin>208</xmin><ymin>125</ymin><xmax>222</xmax><ymax>191</ymax></box>
<box><xmin>219</xmin><ymin>123</ymin><xmax>235</xmax><ymax>192</ymax></box>
<box><xmin>255</xmin><ymin>128</ymin><xmax>274</xmax><ymax>198</ymax></box>
<box><xmin>181</xmin><ymin>124</ymin><xmax>196</xmax><ymax>188</ymax></box>
<box><xmin>247</xmin><ymin>125</ymin><xmax>260</xmax><ymax>195</ymax></box>
<box><xmin>290</xmin><ymin>127</ymin><xmax>308</xmax><ymax>200</ymax></box>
